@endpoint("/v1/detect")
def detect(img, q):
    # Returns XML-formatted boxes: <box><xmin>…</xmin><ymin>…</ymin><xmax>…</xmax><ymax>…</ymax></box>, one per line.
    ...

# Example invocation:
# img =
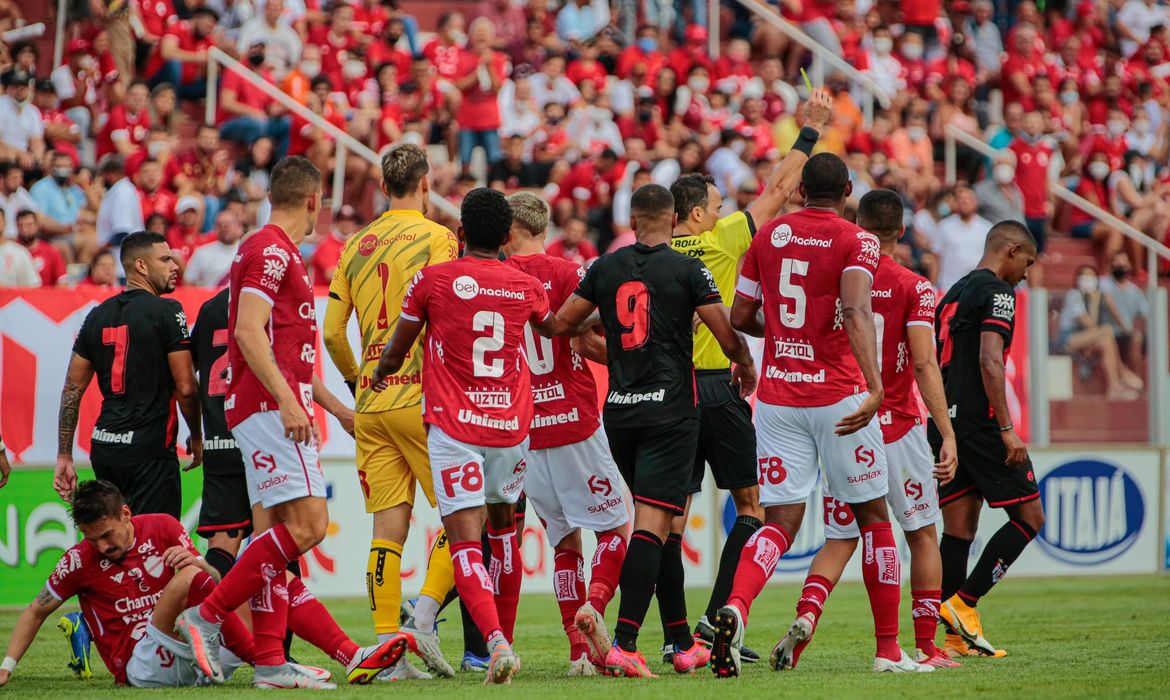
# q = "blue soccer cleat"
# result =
<box><xmin>57</xmin><ymin>612</ymin><xmax>93</xmax><ymax>680</ymax></box>
<box><xmin>461</xmin><ymin>651</ymin><xmax>490</xmax><ymax>672</ymax></box>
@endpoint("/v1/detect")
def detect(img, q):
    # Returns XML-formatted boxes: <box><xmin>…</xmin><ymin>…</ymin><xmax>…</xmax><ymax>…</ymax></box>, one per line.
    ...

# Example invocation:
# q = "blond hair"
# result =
<box><xmin>506</xmin><ymin>191</ymin><xmax>549</xmax><ymax>237</ymax></box>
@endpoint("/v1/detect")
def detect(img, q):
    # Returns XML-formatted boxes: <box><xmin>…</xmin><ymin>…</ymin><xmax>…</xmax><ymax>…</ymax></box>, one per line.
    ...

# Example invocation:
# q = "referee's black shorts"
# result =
<box><xmin>197</xmin><ymin>457</ymin><xmax>253</xmax><ymax>539</ymax></box>
<box><xmin>688</xmin><ymin>369</ymin><xmax>758</xmax><ymax>495</ymax></box>
<box><xmin>93</xmin><ymin>456</ymin><xmax>181</xmax><ymax>519</ymax></box>
<box><xmin>605</xmin><ymin>416</ymin><xmax>699</xmax><ymax>515</ymax></box>
<box><xmin>930</xmin><ymin>426</ymin><xmax>1040</xmax><ymax>508</ymax></box>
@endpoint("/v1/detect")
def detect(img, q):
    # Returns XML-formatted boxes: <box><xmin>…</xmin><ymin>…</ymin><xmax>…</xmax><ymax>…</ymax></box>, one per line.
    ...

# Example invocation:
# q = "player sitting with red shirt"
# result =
<box><xmin>371</xmin><ymin>187</ymin><xmax>557</xmax><ymax>685</ymax></box>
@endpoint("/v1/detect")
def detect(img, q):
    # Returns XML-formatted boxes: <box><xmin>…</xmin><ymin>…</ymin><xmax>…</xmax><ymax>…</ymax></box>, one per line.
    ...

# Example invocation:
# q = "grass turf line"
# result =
<box><xmin>1</xmin><ymin>574</ymin><xmax>1167</xmax><ymax>698</ymax></box>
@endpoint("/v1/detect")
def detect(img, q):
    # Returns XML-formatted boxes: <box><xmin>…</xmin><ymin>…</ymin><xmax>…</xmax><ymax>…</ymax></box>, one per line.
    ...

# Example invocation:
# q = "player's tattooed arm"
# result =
<box><xmin>57</xmin><ymin>354</ymin><xmax>94</xmax><ymax>455</ymax></box>
<box><xmin>1</xmin><ymin>586</ymin><xmax>65</xmax><ymax>684</ymax></box>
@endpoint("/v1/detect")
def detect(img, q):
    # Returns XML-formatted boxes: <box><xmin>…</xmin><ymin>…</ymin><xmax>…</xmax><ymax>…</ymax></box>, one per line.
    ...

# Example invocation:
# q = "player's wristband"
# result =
<box><xmin>998</xmin><ymin>423</ymin><xmax>1014</xmax><ymax>433</ymax></box>
<box><xmin>792</xmin><ymin>126</ymin><xmax>820</xmax><ymax>156</ymax></box>
<box><xmin>1</xmin><ymin>656</ymin><xmax>16</xmax><ymax>673</ymax></box>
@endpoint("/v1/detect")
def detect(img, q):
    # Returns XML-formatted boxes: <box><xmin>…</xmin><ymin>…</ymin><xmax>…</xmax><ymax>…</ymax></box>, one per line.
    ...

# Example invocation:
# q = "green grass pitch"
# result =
<box><xmin>2</xmin><ymin>574</ymin><xmax>1168</xmax><ymax>698</ymax></box>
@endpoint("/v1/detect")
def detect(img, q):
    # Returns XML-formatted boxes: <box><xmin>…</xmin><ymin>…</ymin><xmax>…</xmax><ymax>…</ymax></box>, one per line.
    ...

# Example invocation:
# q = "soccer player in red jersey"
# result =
<box><xmin>372</xmin><ymin>187</ymin><xmax>556</xmax><ymax>685</ymax></box>
<box><xmin>502</xmin><ymin>192</ymin><xmax>629</xmax><ymax>676</ymax></box>
<box><xmin>716</xmin><ymin>153</ymin><xmax>927</xmax><ymax>676</ymax></box>
<box><xmin>771</xmin><ymin>190</ymin><xmax>961</xmax><ymax>672</ymax></box>
<box><xmin>175</xmin><ymin>157</ymin><xmax>408</xmax><ymax>688</ymax></box>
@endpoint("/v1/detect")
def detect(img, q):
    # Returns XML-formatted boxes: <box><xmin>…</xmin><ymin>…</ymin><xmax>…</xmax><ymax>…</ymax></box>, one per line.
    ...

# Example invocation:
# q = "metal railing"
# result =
<box><xmin>205</xmin><ymin>47</ymin><xmax>460</xmax><ymax>219</ymax></box>
<box><xmin>943</xmin><ymin>124</ymin><xmax>1170</xmax><ymax>446</ymax></box>
<box><xmin>730</xmin><ymin>0</ymin><xmax>893</xmax><ymax>127</ymax></box>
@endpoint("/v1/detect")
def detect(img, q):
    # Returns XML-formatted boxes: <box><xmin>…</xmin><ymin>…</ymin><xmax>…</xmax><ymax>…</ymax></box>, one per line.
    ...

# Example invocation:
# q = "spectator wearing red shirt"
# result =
<box><xmin>423</xmin><ymin>11</ymin><xmax>467</xmax><ymax>81</ymax></box>
<box><xmin>454</xmin><ymin>18</ymin><xmax>508</xmax><ymax>173</ymax></box>
<box><xmin>1001</xmin><ymin>23</ymin><xmax>1049</xmax><ymax>110</ymax></box>
<box><xmin>218</xmin><ymin>40</ymin><xmax>291</xmax><ymax>157</ymax></box>
<box><xmin>290</xmin><ymin>76</ymin><xmax>348</xmax><ymax>164</ymax></box>
<box><xmin>1009</xmin><ymin>111</ymin><xmax>1056</xmax><ymax>253</ymax></box>
<box><xmin>145</xmin><ymin>7</ymin><xmax>219</xmax><ymax>100</ymax></box>
<box><xmin>1082</xmin><ymin>107</ymin><xmax>1132</xmax><ymax>170</ymax></box>
<box><xmin>897</xmin><ymin>32</ymin><xmax>930</xmax><ymax>95</ymax></box>
<box><xmin>308</xmin><ymin>3</ymin><xmax>360</xmax><ymax>89</ymax></box>
<box><xmin>167</xmin><ymin>196</ymin><xmax>211</xmax><ymax>277</ymax></box>
<box><xmin>366</xmin><ymin>18</ymin><xmax>412</xmax><ymax>77</ymax></box>
<box><xmin>138</xmin><ymin>0</ymin><xmax>178</xmax><ymax>52</ymax></box>
<box><xmin>96</xmin><ymin>80</ymin><xmax>152</xmax><ymax>160</ymax></box>
<box><xmin>617</xmin><ymin>25</ymin><xmax>665</xmax><ymax>79</ymax></box>
<box><xmin>473</xmin><ymin>0</ymin><xmax>527</xmax><ymax>50</ymax></box>
<box><xmin>617</xmin><ymin>94</ymin><xmax>665</xmax><ymax>152</ymax></box>
<box><xmin>713</xmin><ymin>38</ymin><xmax>753</xmax><ymax>91</ymax></box>
<box><xmin>14</xmin><ymin>210</ymin><xmax>65</xmax><ymax>286</ymax></box>
<box><xmin>32</xmin><ymin>80</ymin><xmax>81</xmax><ymax>166</ymax></box>
<box><xmin>136</xmin><ymin>158</ymin><xmax>177</xmax><ymax>224</ymax></box>
<box><xmin>545</xmin><ymin>216</ymin><xmax>598</xmax><ymax>268</ymax></box>
<box><xmin>901</xmin><ymin>0</ymin><xmax>942</xmax><ymax>48</ymax></box>
<box><xmin>732</xmin><ymin>97</ymin><xmax>778</xmax><ymax>161</ymax></box>
<box><xmin>310</xmin><ymin>205</ymin><xmax>359</xmax><ymax>286</ymax></box>
<box><xmin>667</xmin><ymin>24</ymin><xmax>713</xmax><ymax>80</ymax></box>
<box><xmin>565</xmin><ymin>40</ymin><xmax>608</xmax><ymax>87</ymax></box>
<box><xmin>351</xmin><ymin>0</ymin><xmax>391</xmax><ymax>37</ymax></box>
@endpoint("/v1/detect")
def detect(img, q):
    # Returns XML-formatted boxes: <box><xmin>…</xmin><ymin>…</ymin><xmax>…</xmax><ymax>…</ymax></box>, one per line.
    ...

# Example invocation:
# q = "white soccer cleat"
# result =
<box><xmin>710</xmin><ymin>605</ymin><xmax>745</xmax><ymax>678</ymax></box>
<box><xmin>873</xmin><ymin>649</ymin><xmax>935</xmax><ymax>673</ymax></box>
<box><xmin>174</xmin><ymin>607</ymin><xmax>224</xmax><ymax>684</ymax></box>
<box><xmin>289</xmin><ymin>662</ymin><xmax>333</xmax><ymax>682</ymax></box>
<box><xmin>377</xmin><ymin>657</ymin><xmax>433</xmax><ymax>681</ymax></box>
<box><xmin>771</xmin><ymin>611</ymin><xmax>816</xmax><ymax>671</ymax></box>
<box><xmin>484</xmin><ymin>640</ymin><xmax>521</xmax><ymax>685</ymax></box>
<box><xmin>573</xmin><ymin>602</ymin><xmax>611</xmax><ymax>668</ymax></box>
<box><xmin>253</xmin><ymin>662</ymin><xmax>338</xmax><ymax>689</ymax></box>
<box><xmin>402</xmin><ymin>625</ymin><xmax>455</xmax><ymax>678</ymax></box>
<box><xmin>566</xmin><ymin>654</ymin><xmax>598</xmax><ymax>676</ymax></box>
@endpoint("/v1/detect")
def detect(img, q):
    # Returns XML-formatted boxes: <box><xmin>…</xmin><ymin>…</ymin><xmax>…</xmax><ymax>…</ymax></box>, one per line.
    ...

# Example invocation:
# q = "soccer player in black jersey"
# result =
<box><xmin>55</xmin><ymin>231</ymin><xmax>202</xmax><ymax>518</ymax></box>
<box><xmin>928</xmin><ymin>220</ymin><xmax>1043</xmax><ymax>658</ymax></box>
<box><xmin>549</xmin><ymin>184</ymin><xmax>757</xmax><ymax>677</ymax></box>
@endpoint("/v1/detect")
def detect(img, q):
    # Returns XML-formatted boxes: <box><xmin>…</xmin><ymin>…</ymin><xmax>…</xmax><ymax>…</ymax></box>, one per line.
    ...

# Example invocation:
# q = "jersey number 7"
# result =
<box><xmin>101</xmin><ymin>325</ymin><xmax>129</xmax><ymax>394</ymax></box>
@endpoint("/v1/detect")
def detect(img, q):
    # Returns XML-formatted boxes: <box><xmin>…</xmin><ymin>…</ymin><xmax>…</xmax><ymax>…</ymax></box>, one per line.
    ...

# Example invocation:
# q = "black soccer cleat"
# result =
<box><xmin>710</xmin><ymin>606</ymin><xmax>744</xmax><ymax>679</ymax></box>
<box><xmin>695</xmin><ymin>616</ymin><xmax>760</xmax><ymax>663</ymax></box>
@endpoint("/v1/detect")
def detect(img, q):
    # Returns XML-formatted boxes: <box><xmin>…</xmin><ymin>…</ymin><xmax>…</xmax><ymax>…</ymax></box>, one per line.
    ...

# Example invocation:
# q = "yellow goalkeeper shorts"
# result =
<box><xmin>354</xmin><ymin>404</ymin><xmax>435</xmax><ymax>513</ymax></box>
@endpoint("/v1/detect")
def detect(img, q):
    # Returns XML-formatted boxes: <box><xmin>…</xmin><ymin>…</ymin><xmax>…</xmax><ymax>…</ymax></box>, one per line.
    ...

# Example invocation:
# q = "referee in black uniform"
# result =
<box><xmin>54</xmin><ymin>231</ymin><xmax>202</xmax><ymax>518</ymax></box>
<box><xmin>550</xmin><ymin>184</ymin><xmax>757</xmax><ymax>675</ymax></box>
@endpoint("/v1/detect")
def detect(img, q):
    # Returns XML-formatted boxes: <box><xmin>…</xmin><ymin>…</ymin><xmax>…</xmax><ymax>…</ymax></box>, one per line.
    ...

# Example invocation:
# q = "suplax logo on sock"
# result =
<box><xmin>1036</xmin><ymin>459</ymin><xmax>1144</xmax><ymax>566</ymax></box>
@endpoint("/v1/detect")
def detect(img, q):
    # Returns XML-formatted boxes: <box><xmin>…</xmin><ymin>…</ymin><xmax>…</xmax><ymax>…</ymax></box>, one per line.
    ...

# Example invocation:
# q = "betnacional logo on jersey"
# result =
<box><xmin>771</xmin><ymin>223</ymin><xmax>832</xmax><ymax>249</ymax></box>
<box><xmin>465</xmin><ymin>388</ymin><xmax>512</xmax><ymax>408</ymax></box>
<box><xmin>991</xmin><ymin>292</ymin><xmax>1015</xmax><ymax>321</ymax></box>
<box><xmin>457</xmin><ymin>409</ymin><xmax>520</xmax><ymax>431</ymax></box>
<box><xmin>358</xmin><ymin>234</ymin><xmax>379</xmax><ymax>256</ymax></box>
<box><xmin>765</xmin><ymin>366</ymin><xmax>825</xmax><ymax>383</ymax></box>
<box><xmin>451</xmin><ymin>275</ymin><xmax>525</xmax><ymax>301</ymax></box>
<box><xmin>531</xmin><ymin>381</ymin><xmax>566</xmax><ymax>404</ymax></box>
<box><xmin>773</xmin><ymin>339</ymin><xmax>814</xmax><ymax>361</ymax></box>
<box><xmin>1037</xmin><ymin>459</ymin><xmax>1145</xmax><ymax>565</ymax></box>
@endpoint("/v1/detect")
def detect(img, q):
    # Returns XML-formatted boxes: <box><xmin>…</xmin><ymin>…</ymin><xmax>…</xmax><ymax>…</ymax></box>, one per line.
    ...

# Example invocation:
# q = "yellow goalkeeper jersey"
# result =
<box><xmin>669</xmin><ymin>210</ymin><xmax>755</xmax><ymax>371</ymax></box>
<box><xmin>324</xmin><ymin>209</ymin><xmax>458</xmax><ymax>413</ymax></box>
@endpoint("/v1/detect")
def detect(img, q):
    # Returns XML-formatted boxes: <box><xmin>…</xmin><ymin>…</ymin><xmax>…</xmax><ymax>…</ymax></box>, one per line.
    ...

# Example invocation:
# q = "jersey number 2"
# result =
<box><xmin>616</xmin><ymin>281</ymin><xmax>649</xmax><ymax>349</ymax></box>
<box><xmin>472</xmin><ymin>310</ymin><xmax>505</xmax><ymax>377</ymax></box>
<box><xmin>101</xmin><ymin>325</ymin><xmax>129</xmax><ymax>394</ymax></box>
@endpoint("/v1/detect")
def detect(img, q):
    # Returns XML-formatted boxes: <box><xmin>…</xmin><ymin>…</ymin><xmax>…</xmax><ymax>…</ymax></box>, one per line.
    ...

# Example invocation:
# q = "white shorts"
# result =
<box><xmin>524</xmin><ymin>428</ymin><xmax>630</xmax><ymax>545</ymax></box>
<box><xmin>126</xmin><ymin>623</ymin><xmax>243</xmax><ymax>688</ymax></box>
<box><xmin>823</xmin><ymin>424</ymin><xmax>940</xmax><ymax>539</ymax></box>
<box><xmin>428</xmin><ymin>425</ymin><xmax>528</xmax><ymax>517</ymax></box>
<box><xmin>233</xmin><ymin>411</ymin><xmax>327</xmax><ymax>509</ymax></box>
<box><xmin>755</xmin><ymin>395</ymin><xmax>888</xmax><ymax>508</ymax></box>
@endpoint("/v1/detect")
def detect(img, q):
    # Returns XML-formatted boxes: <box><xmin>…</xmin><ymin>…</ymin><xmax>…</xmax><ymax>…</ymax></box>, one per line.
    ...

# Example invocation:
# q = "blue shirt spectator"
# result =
<box><xmin>30</xmin><ymin>159</ymin><xmax>86</xmax><ymax>227</ymax></box>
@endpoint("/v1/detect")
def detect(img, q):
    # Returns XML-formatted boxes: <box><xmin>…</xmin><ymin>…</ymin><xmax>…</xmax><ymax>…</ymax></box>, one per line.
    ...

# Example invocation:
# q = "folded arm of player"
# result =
<box><xmin>312</xmin><ymin>374</ymin><xmax>354</xmax><ymax>438</ymax></box>
<box><xmin>54</xmin><ymin>354</ymin><xmax>95</xmax><ymax>501</ymax></box>
<box><xmin>979</xmin><ymin>331</ymin><xmax>1028</xmax><ymax>466</ymax></box>
<box><xmin>696</xmin><ymin>303</ymin><xmax>757</xmax><ymax>398</ymax></box>
<box><xmin>169</xmin><ymin>350</ymin><xmax>203</xmax><ymax>472</ymax></box>
<box><xmin>544</xmin><ymin>294</ymin><xmax>598</xmax><ymax>337</ymax></box>
<box><xmin>323</xmin><ymin>292</ymin><xmax>359</xmax><ymax>396</ymax></box>
<box><xmin>837</xmin><ymin>268</ymin><xmax>884</xmax><ymax>435</ymax></box>
<box><xmin>746</xmin><ymin>88</ymin><xmax>833</xmax><ymax>230</ymax></box>
<box><xmin>0</xmin><ymin>586</ymin><xmax>66</xmax><ymax>686</ymax></box>
<box><xmin>909</xmin><ymin>325</ymin><xmax>957</xmax><ymax>483</ymax></box>
<box><xmin>235</xmin><ymin>292</ymin><xmax>314</xmax><ymax>445</ymax></box>
<box><xmin>372</xmin><ymin>316</ymin><xmax>424</xmax><ymax>390</ymax></box>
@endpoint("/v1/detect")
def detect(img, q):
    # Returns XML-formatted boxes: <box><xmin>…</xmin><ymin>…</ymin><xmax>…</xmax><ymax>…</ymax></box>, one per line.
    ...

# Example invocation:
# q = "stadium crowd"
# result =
<box><xmin>0</xmin><ymin>0</ymin><xmax>1167</xmax><ymax>293</ymax></box>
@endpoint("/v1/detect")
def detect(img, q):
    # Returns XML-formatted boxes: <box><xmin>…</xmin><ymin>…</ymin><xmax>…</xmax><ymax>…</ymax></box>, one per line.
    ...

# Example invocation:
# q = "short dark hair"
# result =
<box><xmin>15</xmin><ymin>209</ymin><xmax>37</xmax><ymax>221</ymax></box>
<box><xmin>630</xmin><ymin>183</ymin><xmax>675</xmax><ymax>220</ymax></box>
<box><xmin>2</xmin><ymin>161</ymin><xmax>22</xmax><ymax>177</ymax></box>
<box><xmin>69</xmin><ymin>480</ymin><xmax>126</xmax><ymax>526</ymax></box>
<box><xmin>461</xmin><ymin>187</ymin><xmax>513</xmax><ymax>250</ymax></box>
<box><xmin>381</xmin><ymin>144</ymin><xmax>429</xmax><ymax>198</ymax></box>
<box><xmin>857</xmin><ymin>189</ymin><xmax>904</xmax><ymax>240</ymax></box>
<box><xmin>192</xmin><ymin>6</ymin><xmax>220</xmax><ymax>21</ymax></box>
<box><xmin>120</xmin><ymin>230</ymin><xmax>167</xmax><ymax>268</ymax></box>
<box><xmin>670</xmin><ymin>174</ymin><xmax>716</xmax><ymax>219</ymax></box>
<box><xmin>270</xmin><ymin>156</ymin><xmax>322</xmax><ymax>209</ymax></box>
<box><xmin>985</xmin><ymin>220</ymin><xmax>1036</xmax><ymax>254</ymax></box>
<box><xmin>801</xmin><ymin>152</ymin><xmax>850</xmax><ymax>201</ymax></box>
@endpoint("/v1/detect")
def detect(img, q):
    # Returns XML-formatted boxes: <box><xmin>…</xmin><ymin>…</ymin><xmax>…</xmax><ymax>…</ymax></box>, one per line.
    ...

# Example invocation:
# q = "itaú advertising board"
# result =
<box><xmin>747</xmin><ymin>448</ymin><xmax>1162</xmax><ymax>584</ymax></box>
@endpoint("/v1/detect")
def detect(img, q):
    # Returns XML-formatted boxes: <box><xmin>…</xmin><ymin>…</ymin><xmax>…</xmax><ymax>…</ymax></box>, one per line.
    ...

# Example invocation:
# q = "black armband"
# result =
<box><xmin>792</xmin><ymin>127</ymin><xmax>820</xmax><ymax>156</ymax></box>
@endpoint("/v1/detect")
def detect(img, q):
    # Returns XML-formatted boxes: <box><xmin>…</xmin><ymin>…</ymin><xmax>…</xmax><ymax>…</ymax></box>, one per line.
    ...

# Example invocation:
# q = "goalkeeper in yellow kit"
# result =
<box><xmin>324</xmin><ymin>144</ymin><xmax>459</xmax><ymax>680</ymax></box>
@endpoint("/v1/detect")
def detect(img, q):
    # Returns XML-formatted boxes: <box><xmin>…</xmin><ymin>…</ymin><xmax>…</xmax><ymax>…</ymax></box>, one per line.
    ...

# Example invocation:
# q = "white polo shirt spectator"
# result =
<box><xmin>96</xmin><ymin>176</ymin><xmax>146</xmax><ymax>246</ymax></box>
<box><xmin>0</xmin><ymin>91</ymin><xmax>45</xmax><ymax>153</ymax></box>
<box><xmin>933</xmin><ymin>212</ymin><xmax>993</xmax><ymax>291</ymax></box>
<box><xmin>0</xmin><ymin>239</ymin><xmax>41</xmax><ymax>287</ymax></box>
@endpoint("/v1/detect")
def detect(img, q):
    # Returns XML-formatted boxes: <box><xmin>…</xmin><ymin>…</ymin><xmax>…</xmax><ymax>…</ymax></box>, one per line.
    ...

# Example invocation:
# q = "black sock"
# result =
<box><xmin>940</xmin><ymin>534</ymin><xmax>972</xmax><ymax>602</ymax></box>
<box><xmin>656</xmin><ymin>533</ymin><xmax>691</xmax><ymax>649</ymax></box>
<box><xmin>959</xmin><ymin>520</ymin><xmax>1036</xmax><ymax>604</ymax></box>
<box><xmin>614</xmin><ymin>530</ymin><xmax>664</xmax><ymax>652</ymax></box>
<box><xmin>204</xmin><ymin>547</ymin><xmax>236</xmax><ymax>580</ymax></box>
<box><xmin>284</xmin><ymin>558</ymin><xmax>302</xmax><ymax>660</ymax></box>
<box><xmin>705</xmin><ymin>515</ymin><xmax>762</xmax><ymax>623</ymax></box>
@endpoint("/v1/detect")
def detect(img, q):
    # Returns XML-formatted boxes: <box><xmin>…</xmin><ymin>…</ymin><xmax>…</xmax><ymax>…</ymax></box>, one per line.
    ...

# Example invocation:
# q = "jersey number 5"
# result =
<box><xmin>472</xmin><ymin>310</ymin><xmax>506</xmax><ymax>377</ymax></box>
<box><xmin>616</xmin><ymin>281</ymin><xmax>649</xmax><ymax>349</ymax></box>
<box><xmin>778</xmin><ymin>258</ymin><xmax>809</xmax><ymax>329</ymax></box>
<box><xmin>101</xmin><ymin>325</ymin><xmax>129</xmax><ymax>394</ymax></box>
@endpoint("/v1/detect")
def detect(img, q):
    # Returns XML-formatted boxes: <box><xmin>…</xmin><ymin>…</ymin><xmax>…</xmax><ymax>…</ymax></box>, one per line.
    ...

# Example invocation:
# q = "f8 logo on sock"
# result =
<box><xmin>440</xmin><ymin>461</ymin><xmax>484</xmax><ymax>498</ymax></box>
<box><xmin>757</xmin><ymin>456</ymin><xmax>787</xmax><ymax>486</ymax></box>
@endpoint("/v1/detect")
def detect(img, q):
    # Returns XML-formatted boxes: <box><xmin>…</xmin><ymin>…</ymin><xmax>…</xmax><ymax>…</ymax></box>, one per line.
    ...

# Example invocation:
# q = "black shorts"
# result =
<box><xmin>92</xmin><ymin>456</ymin><xmax>181</xmax><ymax>519</ymax></box>
<box><xmin>197</xmin><ymin>458</ymin><xmax>253</xmax><ymax>538</ymax></box>
<box><xmin>688</xmin><ymin>370</ymin><xmax>757</xmax><ymax>494</ymax></box>
<box><xmin>604</xmin><ymin>416</ymin><xmax>699</xmax><ymax>515</ymax></box>
<box><xmin>931</xmin><ymin>427</ymin><xmax>1040</xmax><ymax>508</ymax></box>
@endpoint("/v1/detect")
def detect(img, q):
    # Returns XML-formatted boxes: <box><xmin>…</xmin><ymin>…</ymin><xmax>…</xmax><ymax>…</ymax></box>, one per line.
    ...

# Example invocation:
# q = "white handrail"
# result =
<box><xmin>204</xmin><ymin>47</ymin><xmax>461</xmax><ymax>219</ymax></box>
<box><xmin>730</xmin><ymin>0</ymin><xmax>893</xmax><ymax>125</ymax></box>
<box><xmin>944</xmin><ymin>124</ymin><xmax>1170</xmax><ymax>292</ymax></box>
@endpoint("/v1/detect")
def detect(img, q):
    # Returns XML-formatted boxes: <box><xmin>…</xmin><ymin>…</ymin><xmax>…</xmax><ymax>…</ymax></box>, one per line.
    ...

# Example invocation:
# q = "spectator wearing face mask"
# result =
<box><xmin>0</xmin><ymin>69</ymin><xmax>46</xmax><ymax>171</ymax></box>
<box><xmin>1058</xmin><ymin>265</ymin><xmax>1143</xmax><ymax>400</ymax></box>
<box><xmin>283</xmin><ymin>44</ymin><xmax>322</xmax><ymax>105</ymax></box>
<box><xmin>863</xmin><ymin>26</ymin><xmax>907</xmax><ymax>101</ymax></box>
<box><xmin>31</xmin><ymin>151</ymin><xmax>86</xmax><ymax>227</ymax></box>
<box><xmin>1009</xmin><ymin>110</ymin><xmax>1058</xmax><ymax>254</ymax></box>
<box><xmin>424</xmin><ymin>11</ymin><xmax>468</xmax><ymax>81</ymax></box>
<box><xmin>888</xmin><ymin>112</ymin><xmax>938</xmax><ymax>202</ymax></box>
<box><xmin>1098</xmin><ymin>251</ymin><xmax>1149</xmax><ymax>379</ymax></box>
<box><xmin>218</xmin><ymin>38</ymin><xmax>291</xmax><ymax>158</ymax></box>
<box><xmin>974</xmin><ymin>151</ymin><xmax>1026</xmax><ymax>226</ymax></box>
<box><xmin>1109</xmin><ymin>149</ymin><xmax>1170</xmax><ymax>272</ymax></box>
<box><xmin>705</xmin><ymin>130</ymin><xmax>753</xmax><ymax>198</ymax></box>
<box><xmin>617</xmin><ymin>24</ymin><xmax>665</xmax><ymax>80</ymax></box>
<box><xmin>237</xmin><ymin>0</ymin><xmax>301</xmax><ymax>77</ymax></box>
<box><xmin>1071</xmin><ymin>151</ymin><xmax>1126</xmax><ymax>265</ymax></box>
<box><xmin>1082</xmin><ymin>108</ymin><xmax>1132</xmax><ymax>170</ymax></box>
<box><xmin>145</xmin><ymin>7</ymin><xmax>221</xmax><ymax>100</ymax></box>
